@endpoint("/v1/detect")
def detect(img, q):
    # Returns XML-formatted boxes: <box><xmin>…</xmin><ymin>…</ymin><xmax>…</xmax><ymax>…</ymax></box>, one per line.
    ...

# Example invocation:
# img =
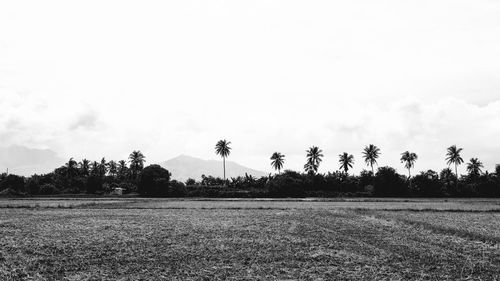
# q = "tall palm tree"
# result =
<box><xmin>79</xmin><ymin>159</ymin><xmax>90</xmax><ymax>177</ymax></box>
<box><xmin>446</xmin><ymin>145</ymin><xmax>464</xmax><ymax>183</ymax></box>
<box><xmin>400</xmin><ymin>151</ymin><xmax>418</xmax><ymax>178</ymax></box>
<box><xmin>215</xmin><ymin>139</ymin><xmax>231</xmax><ymax>182</ymax></box>
<box><xmin>304</xmin><ymin>146</ymin><xmax>323</xmax><ymax>174</ymax></box>
<box><xmin>362</xmin><ymin>144</ymin><xmax>380</xmax><ymax>173</ymax></box>
<box><xmin>466</xmin><ymin>158</ymin><xmax>483</xmax><ymax>178</ymax></box>
<box><xmin>270</xmin><ymin>152</ymin><xmax>285</xmax><ymax>174</ymax></box>
<box><xmin>338</xmin><ymin>152</ymin><xmax>354</xmax><ymax>174</ymax></box>
<box><xmin>129</xmin><ymin>150</ymin><xmax>146</xmax><ymax>180</ymax></box>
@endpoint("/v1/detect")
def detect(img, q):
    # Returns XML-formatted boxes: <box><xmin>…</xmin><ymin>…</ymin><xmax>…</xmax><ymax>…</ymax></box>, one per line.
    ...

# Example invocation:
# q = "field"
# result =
<box><xmin>1</xmin><ymin>198</ymin><xmax>499</xmax><ymax>280</ymax></box>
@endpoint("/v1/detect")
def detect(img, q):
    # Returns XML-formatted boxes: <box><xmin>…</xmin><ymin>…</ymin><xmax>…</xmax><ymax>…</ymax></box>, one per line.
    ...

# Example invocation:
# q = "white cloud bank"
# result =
<box><xmin>0</xmin><ymin>0</ymin><xmax>499</xmax><ymax>175</ymax></box>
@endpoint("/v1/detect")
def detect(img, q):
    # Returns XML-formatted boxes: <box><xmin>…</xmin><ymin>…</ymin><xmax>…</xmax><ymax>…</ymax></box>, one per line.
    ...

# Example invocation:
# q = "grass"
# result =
<box><xmin>0</xmin><ymin>198</ymin><xmax>499</xmax><ymax>280</ymax></box>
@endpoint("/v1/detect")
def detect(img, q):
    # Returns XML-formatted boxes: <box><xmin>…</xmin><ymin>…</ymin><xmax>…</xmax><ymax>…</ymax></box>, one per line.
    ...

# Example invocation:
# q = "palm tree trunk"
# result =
<box><xmin>408</xmin><ymin>168</ymin><xmax>412</xmax><ymax>189</ymax></box>
<box><xmin>223</xmin><ymin>157</ymin><xmax>226</xmax><ymax>184</ymax></box>
<box><xmin>455</xmin><ymin>163</ymin><xmax>458</xmax><ymax>189</ymax></box>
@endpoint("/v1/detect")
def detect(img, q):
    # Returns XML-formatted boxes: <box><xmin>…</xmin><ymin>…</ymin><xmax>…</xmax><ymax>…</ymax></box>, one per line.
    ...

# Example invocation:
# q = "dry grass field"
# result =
<box><xmin>1</xmin><ymin>198</ymin><xmax>499</xmax><ymax>280</ymax></box>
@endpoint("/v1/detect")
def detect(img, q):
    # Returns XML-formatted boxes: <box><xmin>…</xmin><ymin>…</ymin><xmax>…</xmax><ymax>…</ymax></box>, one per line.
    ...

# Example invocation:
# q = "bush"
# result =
<box><xmin>267</xmin><ymin>170</ymin><xmax>306</xmax><ymax>197</ymax></box>
<box><xmin>412</xmin><ymin>170</ymin><xmax>442</xmax><ymax>197</ymax></box>
<box><xmin>117</xmin><ymin>182</ymin><xmax>137</xmax><ymax>194</ymax></box>
<box><xmin>364</xmin><ymin>185</ymin><xmax>374</xmax><ymax>195</ymax></box>
<box><xmin>40</xmin><ymin>183</ymin><xmax>58</xmax><ymax>195</ymax></box>
<box><xmin>457</xmin><ymin>182</ymin><xmax>479</xmax><ymax>197</ymax></box>
<box><xmin>439</xmin><ymin>168</ymin><xmax>457</xmax><ymax>196</ymax></box>
<box><xmin>373</xmin><ymin>166</ymin><xmax>408</xmax><ymax>197</ymax></box>
<box><xmin>229</xmin><ymin>174</ymin><xmax>269</xmax><ymax>189</ymax></box>
<box><xmin>305</xmin><ymin>173</ymin><xmax>327</xmax><ymax>191</ymax></box>
<box><xmin>358</xmin><ymin>170</ymin><xmax>374</xmax><ymax>191</ymax></box>
<box><xmin>475</xmin><ymin>174</ymin><xmax>499</xmax><ymax>197</ymax></box>
<box><xmin>86</xmin><ymin>175</ymin><xmax>103</xmax><ymax>194</ymax></box>
<box><xmin>0</xmin><ymin>174</ymin><xmax>25</xmax><ymax>193</ymax></box>
<box><xmin>169</xmin><ymin>180</ymin><xmax>187</xmax><ymax>197</ymax></box>
<box><xmin>138</xmin><ymin>165</ymin><xmax>171</xmax><ymax>196</ymax></box>
<box><xmin>324</xmin><ymin>172</ymin><xmax>342</xmax><ymax>193</ymax></box>
<box><xmin>25</xmin><ymin>177</ymin><xmax>41</xmax><ymax>194</ymax></box>
<box><xmin>201</xmin><ymin>175</ymin><xmax>225</xmax><ymax>186</ymax></box>
<box><xmin>185</xmin><ymin>178</ymin><xmax>197</xmax><ymax>186</ymax></box>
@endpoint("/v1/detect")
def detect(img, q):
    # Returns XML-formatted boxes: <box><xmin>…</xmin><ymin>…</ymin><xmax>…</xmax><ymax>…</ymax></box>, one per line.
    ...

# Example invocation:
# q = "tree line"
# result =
<box><xmin>0</xmin><ymin>141</ymin><xmax>499</xmax><ymax>198</ymax></box>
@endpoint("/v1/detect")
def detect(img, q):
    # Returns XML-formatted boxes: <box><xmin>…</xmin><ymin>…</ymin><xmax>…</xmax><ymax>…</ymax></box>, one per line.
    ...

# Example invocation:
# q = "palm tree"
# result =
<box><xmin>270</xmin><ymin>152</ymin><xmax>285</xmax><ymax>174</ymax></box>
<box><xmin>362</xmin><ymin>144</ymin><xmax>380</xmax><ymax>173</ymax></box>
<box><xmin>129</xmin><ymin>150</ymin><xmax>146</xmax><ymax>180</ymax></box>
<box><xmin>65</xmin><ymin>158</ymin><xmax>78</xmax><ymax>178</ymax></box>
<box><xmin>98</xmin><ymin>157</ymin><xmax>108</xmax><ymax>177</ymax></box>
<box><xmin>446</xmin><ymin>145</ymin><xmax>464</xmax><ymax>184</ymax></box>
<box><xmin>107</xmin><ymin>160</ymin><xmax>118</xmax><ymax>177</ymax></box>
<box><xmin>117</xmin><ymin>160</ymin><xmax>128</xmax><ymax>179</ymax></box>
<box><xmin>215</xmin><ymin>139</ymin><xmax>231</xmax><ymax>182</ymax></box>
<box><xmin>79</xmin><ymin>159</ymin><xmax>90</xmax><ymax>176</ymax></box>
<box><xmin>338</xmin><ymin>152</ymin><xmax>354</xmax><ymax>174</ymax></box>
<box><xmin>439</xmin><ymin>168</ymin><xmax>456</xmax><ymax>189</ymax></box>
<box><xmin>400</xmin><ymin>151</ymin><xmax>418</xmax><ymax>178</ymax></box>
<box><xmin>466</xmin><ymin>158</ymin><xmax>483</xmax><ymax>178</ymax></box>
<box><xmin>304</xmin><ymin>146</ymin><xmax>323</xmax><ymax>174</ymax></box>
<box><xmin>90</xmin><ymin>161</ymin><xmax>99</xmax><ymax>176</ymax></box>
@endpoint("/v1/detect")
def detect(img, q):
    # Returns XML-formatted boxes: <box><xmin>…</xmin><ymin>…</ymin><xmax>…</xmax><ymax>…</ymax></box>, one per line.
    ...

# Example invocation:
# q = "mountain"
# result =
<box><xmin>159</xmin><ymin>155</ymin><xmax>268</xmax><ymax>182</ymax></box>
<box><xmin>0</xmin><ymin>145</ymin><xmax>65</xmax><ymax>176</ymax></box>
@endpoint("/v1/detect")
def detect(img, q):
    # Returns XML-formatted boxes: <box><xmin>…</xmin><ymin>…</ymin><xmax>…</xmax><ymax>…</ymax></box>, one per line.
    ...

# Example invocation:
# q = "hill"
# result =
<box><xmin>159</xmin><ymin>155</ymin><xmax>268</xmax><ymax>182</ymax></box>
<box><xmin>0</xmin><ymin>145</ymin><xmax>64</xmax><ymax>176</ymax></box>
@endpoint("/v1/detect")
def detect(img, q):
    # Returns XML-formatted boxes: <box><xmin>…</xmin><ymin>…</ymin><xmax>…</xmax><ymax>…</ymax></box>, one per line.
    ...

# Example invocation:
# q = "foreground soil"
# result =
<box><xmin>0</xmin><ymin>199</ymin><xmax>499</xmax><ymax>280</ymax></box>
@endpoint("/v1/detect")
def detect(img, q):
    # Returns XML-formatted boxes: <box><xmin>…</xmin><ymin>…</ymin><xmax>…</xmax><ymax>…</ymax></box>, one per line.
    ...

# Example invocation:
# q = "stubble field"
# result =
<box><xmin>0</xmin><ymin>198</ymin><xmax>499</xmax><ymax>280</ymax></box>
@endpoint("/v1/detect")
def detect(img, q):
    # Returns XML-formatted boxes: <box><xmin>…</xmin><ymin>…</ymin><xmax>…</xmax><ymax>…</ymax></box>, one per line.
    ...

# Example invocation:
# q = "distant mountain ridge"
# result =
<box><xmin>159</xmin><ymin>155</ymin><xmax>267</xmax><ymax>182</ymax></box>
<box><xmin>0</xmin><ymin>145</ymin><xmax>65</xmax><ymax>176</ymax></box>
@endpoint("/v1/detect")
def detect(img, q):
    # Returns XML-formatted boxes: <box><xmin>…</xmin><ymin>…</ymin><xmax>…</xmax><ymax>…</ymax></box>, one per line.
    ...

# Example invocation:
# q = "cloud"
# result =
<box><xmin>70</xmin><ymin>110</ymin><xmax>99</xmax><ymax>131</ymax></box>
<box><xmin>1</xmin><ymin>0</ymin><xmax>500</xmax><ymax>176</ymax></box>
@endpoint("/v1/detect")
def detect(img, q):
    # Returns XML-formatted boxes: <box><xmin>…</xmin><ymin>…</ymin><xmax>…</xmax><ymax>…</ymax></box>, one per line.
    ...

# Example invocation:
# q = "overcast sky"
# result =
<box><xmin>1</xmin><ymin>0</ymin><xmax>500</xmax><ymax>175</ymax></box>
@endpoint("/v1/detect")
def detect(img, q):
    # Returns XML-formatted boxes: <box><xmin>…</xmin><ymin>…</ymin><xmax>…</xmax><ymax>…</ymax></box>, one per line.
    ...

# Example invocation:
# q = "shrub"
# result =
<box><xmin>358</xmin><ymin>170</ymin><xmax>374</xmax><ymax>191</ymax></box>
<box><xmin>0</xmin><ymin>174</ymin><xmax>25</xmax><ymax>193</ymax></box>
<box><xmin>267</xmin><ymin>170</ymin><xmax>306</xmax><ymax>197</ymax></box>
<box><xmin>364</xmin><ymin>184</ymin><xmax>374</xmax><ymax>195</ymax></box>
<box><xmin>86</xmin><ymin>175</ymin><xmax>103</xmax><ymax>194</ymax></box>
<box><xmin>412</xmin><ymin>170</ymin><xmax>442</xmax><ymax>197</ymax></box>
<box><xmin>457</xmin><ymin>182</ymin><xmax>479</xmax><ymax>197</ymax></box>
<box><xmin>475</xmin><ymin>174</ymin><xmax>499</xmax><ymax>197</ymax></box>
<box><xmin>201</xmin><ymin>175</ymin><xmax>225</xmax><ymax>186</ymax></box>
<box><xmin>229</xmin><ymin>174</ymin><xmax>269</xmax><ymax>189</ymax></box>
<box><xmin>185</xmin><ymin>178</ymin><xmax>197</xmax><ymax>186</ymax></box>
<box><xmin>373</xmin><ymin>166</ymin><xmax>408</xmax><ymax>197</ymax></box>
<box><xmin>40</xmin><ymin>183</ymin><xmax>57</xmax><ymax>195</ymax></box>
<box><xmin>439</xmin><ymin>168</ymin><xmax>457</xmax><ymax>196</ymax></box>
<box><xmin>25</xmin><ymin>176</ymin><xmax>41</xmax><ymax>194</ymax></box>
<box><xmin>138</xmin><ymin>165</ymin><xmax>171</xmax><ymax>196</ymax></box>
<box><xmin>324</xmin><ymin>172</ymin><xmax>342</xmax><ymax>193</ymax></box>
<box><xmin>169</xmin><ymin>180</ymin><xmax>187</xmax><ymax>197</ymax></box>
<box><xmin>118</xmin><ymin>182</ymin><xmax>137</xmax><ymax>194</ymax></box>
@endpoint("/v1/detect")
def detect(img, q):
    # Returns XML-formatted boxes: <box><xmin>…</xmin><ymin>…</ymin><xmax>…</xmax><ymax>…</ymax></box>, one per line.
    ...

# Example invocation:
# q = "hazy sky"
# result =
<box><xmin>1</xmin><ymin>0</ymin><xmax>500</xmax><ymax>175</ymax></box>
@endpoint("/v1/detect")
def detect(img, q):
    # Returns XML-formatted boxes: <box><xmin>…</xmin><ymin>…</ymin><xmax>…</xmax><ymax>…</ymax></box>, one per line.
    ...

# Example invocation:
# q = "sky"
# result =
<box><xmin>1</xmin><ymin>0</ymin><xmax>500</xmax><ymax>176</ymax></box>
